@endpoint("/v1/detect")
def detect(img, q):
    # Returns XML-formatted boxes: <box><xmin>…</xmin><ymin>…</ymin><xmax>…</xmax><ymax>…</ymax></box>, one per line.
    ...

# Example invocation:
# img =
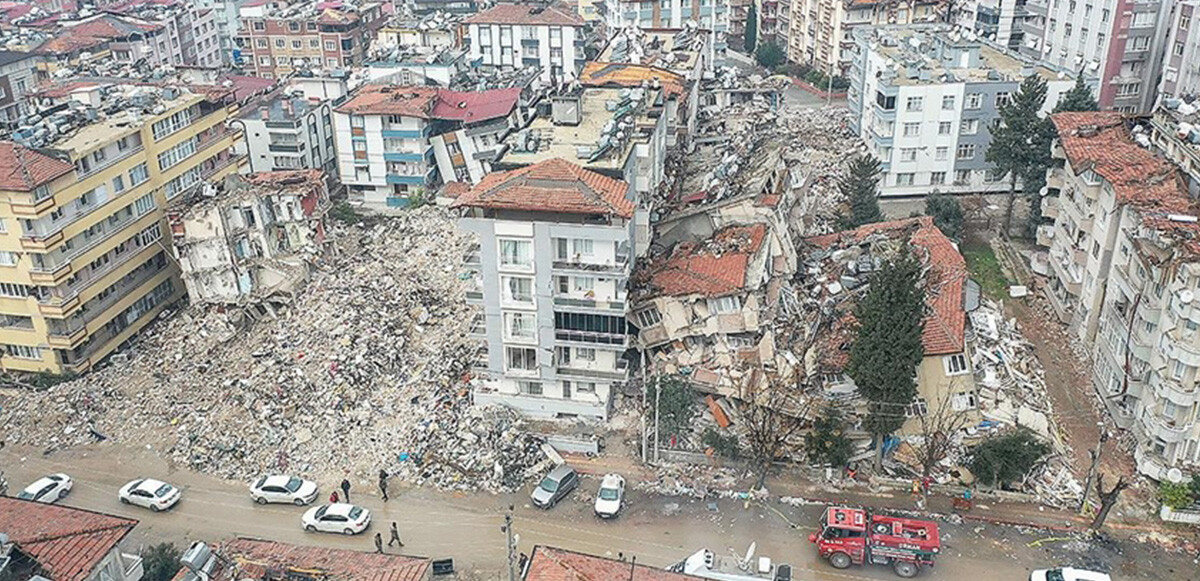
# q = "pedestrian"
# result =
<box><xmin>389</xmin><ymin>521</ymin><xmax>403</xmax><ymax>547</ymax></box>
<box><xmin>374</xmin><ymin>532</ymin><xmax>383</xmax><ymax>554</ymax></box>
<box><xmin>330</xmin><ymin>490</ymin><xmax>339</xmax><ymax>504</ymax></box>
<box><xmin>379</xmin><ymin>469</ymin><xmax>389</xmax><ymax>502</ymax></box>
<box><xmin>341</xmin><ymin>478</ymin><xmax>351</xmax><ymax>503</ymax></box>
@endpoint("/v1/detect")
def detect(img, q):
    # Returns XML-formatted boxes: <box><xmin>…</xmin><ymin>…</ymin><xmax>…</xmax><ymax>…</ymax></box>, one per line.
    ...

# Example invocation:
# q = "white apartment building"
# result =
<box><xmin>603</xmin><ymin>0</ymin><xmax>730</xmax><ymax>54</ymax></box>
<box><xmin>785</xmin><ymin>0</ymin><xmax>941</xmax><ymax>76</ymax></box>
<box><xmin>1037</xmin><ymin>110</ymin><xmax>1200</xmax><ymax>481</ymax></box>
<box><xmin>1160</xmin><ymin>0</ymin><xmax>1200</xmax><ymax>101</ymax></box>
<box><xmin>455</xmin><ymin>158</ymin><xmax>638</xmax><ymax>421</ymax></box>
<box><xmin>462</xmin><ymin>2</ymin><xmax>585</xmax><ymax>85</ymax></box>
<box><xmin>1018</xmin><ymin>0</ymin><xmax>1170</xmax><ymax>113</ymax></box>
<box><xmin>232</xmin><ymin>79</ymin><xmax>344</xmax><ymax>174</ymax></box>
<box><xmin>955</xmin><ymin>0</ymin><xmax>1025</xmax><ymax>51</ymax></box>
<box><xmin>847</xmin><ymin>25</ymin><xmax>1073</xmax><ymax>197</ymax></box>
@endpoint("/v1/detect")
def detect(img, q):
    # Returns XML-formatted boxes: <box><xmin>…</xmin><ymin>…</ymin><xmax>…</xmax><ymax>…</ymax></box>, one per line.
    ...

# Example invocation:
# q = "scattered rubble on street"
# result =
<box><xmin>0</xmin><ymin>207</ymin><xmax>550</xmax><ymax>493</ymax></box>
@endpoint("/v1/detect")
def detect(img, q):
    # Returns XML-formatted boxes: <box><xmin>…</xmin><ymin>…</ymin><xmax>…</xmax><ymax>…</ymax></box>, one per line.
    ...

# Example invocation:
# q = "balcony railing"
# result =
<box><xmin>551</xmin><ymin>259</ymin><xmax>629</xmax><ymax>274</ymax></box>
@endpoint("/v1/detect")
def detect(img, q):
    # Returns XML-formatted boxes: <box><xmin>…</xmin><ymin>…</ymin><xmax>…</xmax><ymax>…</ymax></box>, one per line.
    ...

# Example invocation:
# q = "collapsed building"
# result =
<box><xmin>167</xmin><ymin>170</ymin><xmax>331</xmax><ymax>311</ymax></box>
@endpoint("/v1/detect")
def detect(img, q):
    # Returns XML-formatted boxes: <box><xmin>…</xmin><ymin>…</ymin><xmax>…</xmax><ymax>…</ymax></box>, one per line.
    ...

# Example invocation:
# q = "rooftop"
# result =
<box><xmin>453</xmin><ymin>157</ymin><xmax>634</xmax><ymax>218</ymax></box>
<box><xmin>641</xmin><ymin>224</ymin><xmax>769</xmax><ymax>299</ymax></box>
<box><xmin>806</xmin><ymin>216</ymin><xmax>968</xmax><ymax>356</ymax></box>
<box><xmin>579</xmin><ymin>61</ymin><xmax>685</xmax><ymax>98</ymax></box>
<box><xmin>462</xmin><ymin>2</ymin><xmax>583</xmax><ymax>26</ymax></box>
<box><xmin>0</xmin><ymin>497</ymin><xmax>138</xmax><ymax>581</ymax></box>
<box><xmin>174</xmin><ymin>538</ymin><xmax>429</xmax><ymax>581</ymax></box>
<box><xmin>857</xmin><ymin>24</ymin><xmax>1067</xmax><ymax>86</ymax></box>
<box><xmin>0</xmin><ymin>49</ymin><xmax>36</xmax><ymax>67</ymax></box>
<box><xmin>0</xmin><ymin>142</ymin><xmax>74</xmax><ymax>191</ymax></box>
<box><xmin>335</xmin><ymin>85</ymin><xmax>521</xmax><ymax>121</ymax></box>
<box><xmin>598</xmin><ymin>26</ymin><xmax>708</xmax><ymax>76</ymax></box>
<box><xmin>524</xmin><ymin>546</ymin><xmax>704</xmax><ymax>581</ymax></box>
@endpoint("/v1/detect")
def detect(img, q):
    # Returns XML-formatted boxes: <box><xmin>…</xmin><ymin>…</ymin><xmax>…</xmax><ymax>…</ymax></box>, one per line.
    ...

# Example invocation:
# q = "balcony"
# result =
<box><xmin>383</xmin><ymin>151</ymin><xmax>425</xmax><ymax>162</ymax></box>
<box><xmin>76</xmin><ymin>145</ymin><xmax>145</xmax><ymax>180</ymax></box>
<box><xmin>552</xmin><ymin>296</ymin><xmax>625</xmax><ymax>311</ymax></box>
<box><xmin>551</xmin><ymin>259</ymin><xmax>629</xmax><ymax>274</ymax></box>
<box><xmin>556</xmin><ymin>365</ymin><xmax>629</xmax><ymax>381</ymax></box>
<box><xmin>20</xmin><ymin>230</ymin><xmax>65</xmax><ymax>252</ymax></box>
<box><xmin>554</xmin><ymin>330</ymin><xmax>627</xmax><ymax>347</ymax></box>
<box><xmin>386</xmin><ymin>173</ymin><xmax>427</xmax><ymax>186</ymax></box>
<box><xmin>1140</xmin><ymin>412</ymin><xmax>1192</xmax><ymax>444</ymax></box>
<box><xmin>1041</xmin><ymin>195</ymin><xmax>1059</xmax><ymax>219</ymax></box>
<box><xmin>1154</xmin><ymin>376</ymin><xmax>1200</xmax><ymax>407</ymax></box>
<box><xmin>1036</xmin><ymin>224</ymin><xmax>1055</xmax><ymax>247</ymax></box>
<box><xmin>268</xmin><ymin>142</ymin><xmax>305</xmax><ymax>153</ymax></box>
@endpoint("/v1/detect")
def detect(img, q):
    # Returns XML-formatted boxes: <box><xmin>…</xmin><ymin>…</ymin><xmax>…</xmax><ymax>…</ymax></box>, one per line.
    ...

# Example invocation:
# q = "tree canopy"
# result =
<box><xmin>838</xmin><ymin>154</ymin><xmax>884</xmax><ymax>229</ymax></box>
<box><xmin>755</xmin><ymin>41</ymin><xmax>785</xmax><ymax>70</ymax></box>
<box><xmin>986</xmin><ymin>74</ymin><xmax>1056</xmax><ymax>235</ymax></box>
<box><xmin>925</xmin><ymin>194</ymin><xmax>964</xmax><ymax>241</ymax></box>
<box><xmin>1053</xmin><ymin>75</ymin><xmax>1099</xmax><ymax>113</ymax></box>
<box><xmin>647</xmin><ymin>374</ymin><xmax>697</xmax><ymax>440</ymax></box>
<box><xmin>804</xmin><ymin>406</ymin><xmax>855</xmax><ymax>467</ymax></box>
<box><xmin>744</xmin><ymin>5</ymin><xmax>758</xmax><ymax>53</ymax></box>
<box><xmin>968</xmin><ymin>429</ymin><xmax>1051</xmax><ymax>487</ymax></box>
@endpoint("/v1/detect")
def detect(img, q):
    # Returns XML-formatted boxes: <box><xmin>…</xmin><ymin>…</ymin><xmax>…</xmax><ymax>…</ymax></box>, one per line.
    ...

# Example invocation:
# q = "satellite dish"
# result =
<box><xmin>1180</xmin><ymin>290</ymin><xmax>1194</xmax><ymax>304</ymax></box>
<box><xmin>1167</xmin><ymin>467</ymin><xmax>1185</xmax><ymax>483</ymax></box>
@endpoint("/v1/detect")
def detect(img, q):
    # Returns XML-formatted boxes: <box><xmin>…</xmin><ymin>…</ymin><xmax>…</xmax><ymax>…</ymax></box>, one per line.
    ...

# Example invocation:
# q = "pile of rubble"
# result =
<box><xmin>0</xmin><ymin>208</ymin><xmax>547</xmax><ymax>493</ymax></box>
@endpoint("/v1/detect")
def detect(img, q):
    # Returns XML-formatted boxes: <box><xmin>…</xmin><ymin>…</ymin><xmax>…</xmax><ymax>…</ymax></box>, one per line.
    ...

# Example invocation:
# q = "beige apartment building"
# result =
<box><xmin>0</xmin><ymin>83</ymin><xmax>242</xmax><ymax>374</ymax></box>
<box><xmin>786</xmin><ymin>0</ymin><xmax>941</xmax><ymax>76</ymax></box>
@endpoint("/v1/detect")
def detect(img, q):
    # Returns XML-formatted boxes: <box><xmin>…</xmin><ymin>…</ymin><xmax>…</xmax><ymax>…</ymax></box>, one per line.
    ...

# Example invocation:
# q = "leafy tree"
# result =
<box><xmin>143</xmin><ymin>543</ymin><xmax>182</xmax><ymax>581</ymax></box>
<box><xmin>985</xmin><ymin>74</ymin><xmax>1056</xmax><ymax>236</ymax></box>
<box><xmin>701</xmin><ymin>428</ymin><xmax>740</xmax><ymax>459</ymax></box>
<box><xmin>1159</xmin><ymin>481</ymin><xmax>1195</xmax><ymax>509</ymax></box>
<box><xmin>1190</xmin><ymin>473</ymin><xmax>1200</xmax><ymax>498</ymax></box>
<box><xmin>968</xmin><ymin>429</ymin><xmax>1051</xmax><ymax>487</ymax></box>
<box><xmin>925</xmin><ymin>194</ymin><xmax>964</xmax><ymax>241</ymax></box>
<box><xmin>1053</xmin><ymin>75</ymin><xmax>1099</xmax><ymax>113</ymax></box>
<box><xmin>647</xmin><ymin>375</ymin><xmax>697</xmax><ymax>441</ymax></box>
<box><xmin>846</xmin><ymin>256</ymin><xmax>926</xmax><ymax>468</ymax></box>
<box><xmin>744</xmin><ymin>5</ymin><xmax>758</xmax><ymax>53</ymax></box>
<box><xmin>838</xmin><ymin>154</ymin><xmax>884</xmax><ymax>229</ymax></box>
<box><xmin>740</xmin><ymin>384</ymin><xmax>808</xmax><ymax>488</ymax></box>
<box><xmin>804</xmin><ymin>407</ymin><xmax>854</xmax><ymax>467</ymax></box>
<box><xmin>755</xmin><ymin>41</ymin><xmax>785</xmax><ymax>70</ymax></box>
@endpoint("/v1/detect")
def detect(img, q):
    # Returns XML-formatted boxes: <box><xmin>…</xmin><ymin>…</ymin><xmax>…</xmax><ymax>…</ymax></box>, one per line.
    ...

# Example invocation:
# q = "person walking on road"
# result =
<box><xmin>329</xmin><ymin>490</ymin><xmax>339</xmax><ymax>504</ymax></box>
<box><xmin>374</xmin><ymin>532</ymin><xmax>384</xmax><ymax>553</ymax></box>
<box><xmin>389</xmin><ymin>521</ymin><xmax>403</xmax><ymax>547</ymax></box>
<box><xmin>341</xmin><ymin>478</ymin><xmax>352</xmax><ymax>503</ymax></box>
<box><xmin>379</xmin><ymin>469</ymin><xmax>389</xmax><ymax>502</ymax></box>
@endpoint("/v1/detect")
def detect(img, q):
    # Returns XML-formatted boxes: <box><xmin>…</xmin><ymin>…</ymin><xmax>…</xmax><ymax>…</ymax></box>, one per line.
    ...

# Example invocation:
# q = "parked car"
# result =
<box><xmin>531</xmin><ymin>464</ymin><xmax>578</xmax><ymax>509</ymax></box>
<box><xmin>594</xmin><ymin>473</ymin><xmax>625</xmax><ymax>518</ymax></box>
<box><xmin>17</xmin><ymin>473</ymin><xmax>73</xmax><ymax>504</ymax></box>
<box><xmin>118</xmin><ymin>478</ymin><xmax>181</xmax><ymax>512</ymax></box>
<box><xmin>250</xmin><ymin>475</ymin><xmax>319</xmax><ymax>506</ymax></box>
<box><xmin>301</xmin><ymin>503</ymin><xmax>371</xmax><ymax>535</ymax></box>
<box><xmin>1030</xmin><ymin>568</ymin><xmax>1112</xmax><ymax>581</ymax></box>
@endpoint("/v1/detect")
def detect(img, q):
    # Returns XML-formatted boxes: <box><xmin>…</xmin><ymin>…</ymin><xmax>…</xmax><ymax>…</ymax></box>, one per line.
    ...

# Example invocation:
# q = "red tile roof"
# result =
<box><xmin>463</xmin><ymin>2</ymin><xmax>583</xmax><ymax>26</ymax></box>
<box><xmin>0</xmin><ymin>142</ymin><xmax>75</xmax><ymax>192</ymax></box>
<box><xmin>453</xmin><ymin>158</ymin><xmax>634</xmax><ymax>218</ymax></box>
<box><xmin>431</xmin><ymin>87</ymin><xmax>522</xmax><ymax>122</ymax></box>
<box><xmin>208</xmin><ymin>538</ymin><xmax>430</xmax><ymax>581</ymax></box>
<box><xmin>0</xmin><ymin>498</ymin><xmax>137</xmax><ymax>581</ymax></box>
<box><xmin>67</xmin><ymin>13</ymin><xmax>163</xmax><ymax>38</ymax></box>
<box><xmin>524</xmin><ymin>546</ymin><xmax>704</xmax><ymax>581</ymax></box>
<box><xmin>336</xmin><ymin>86</ymin><xmax>520</xmax><ymax>121</ymax></box>
<box><xmin>33</xmin><ymin>34</ymin><xmax>111</xmax><ymax>55</ymax></box>
<box><xmin>644</xmin><ymin>224</ymin><xmax>769</xmax><ymax>298</ymax></box>
<box><xmin>806</xmin><ymin>217</ymin><xmax>967</xmax><ymax>356</ymax></box>
<box><xmin>579</xmin><ymin>62</ymin><xmax>685</xmax><ymax>98</ymax></box>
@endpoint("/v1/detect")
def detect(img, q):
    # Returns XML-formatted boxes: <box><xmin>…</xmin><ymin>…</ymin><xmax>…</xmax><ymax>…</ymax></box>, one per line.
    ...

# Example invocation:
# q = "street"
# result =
<box><xmin>3</xmin><ymin>443</ymin><xmax>1196</xmax><ymax>580</ymax></box>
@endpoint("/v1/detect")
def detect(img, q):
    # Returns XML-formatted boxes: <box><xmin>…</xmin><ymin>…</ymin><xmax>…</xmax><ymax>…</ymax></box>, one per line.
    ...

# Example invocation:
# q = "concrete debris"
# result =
<box><xmin>0</xmin><ymin>208</ymin><xmax>549</xmax><ymax>493</ymax></box>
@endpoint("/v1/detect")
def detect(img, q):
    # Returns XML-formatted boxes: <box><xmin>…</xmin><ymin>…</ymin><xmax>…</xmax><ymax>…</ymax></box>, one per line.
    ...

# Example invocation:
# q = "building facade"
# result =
<box><xmin>0</xmin><ymin>83</ymin><xmax>241</xmax><ymax>373</ymax></box>
<box><xmin>847</xmin><ymin>25</ymin><xmax>1073</xmax><ymax>197</ymax></box>
<box><xmin>603</xmin><ymin>0</ymin><xmax>729</xmax><ymax>54</ymax></box>
<box><xmin>234</xmin><ymin>0</ymin><xmax>385</xmax><ymax>79</ymax></box>
<box><xmin>232</xmin><ymin>84</ymin><xmax>340</xmax><ymax>175</ymax></box>
<box><xmin>786</xmin><ymin>0</ymin><xmax>941</xmax><ymax>76</ymax></box>
<box><xmin>456</xmin><ymin>158</ymin><xmax>638</xmax><ymax>421</ymax></box>
<box><xmin>955</xmin><ymin>0</ymin><xmax>1026</xmax><ymax>51</ymax></box>
<box><xmin>462</xmin><ymin>2</ymin><xmax>586</xmax><ymax>85</ymax></box>
<box><xmin>0</xmin><ymin>51</ymin><xmax>40</xmax><ymax>127</ymax></box>
<box><xmin>1160</xmin><ymin>0</ymin><xmax>1200</xmax><ymax>101</ymax></box>
<box><xmin>1018</xmin><ymin>0</ymin><xmax>1170</xmax><ymax>113</ymax></box>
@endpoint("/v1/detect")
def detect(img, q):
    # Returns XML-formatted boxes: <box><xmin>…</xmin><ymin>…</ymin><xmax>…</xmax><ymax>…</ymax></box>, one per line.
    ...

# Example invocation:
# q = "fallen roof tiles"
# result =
<box><xmin>645</xmin><ymin>223</ymin><xmax>769</xmax><ymax>298</ymax></box>
<box><xmin>524</xmin><ymin>546</ymin><xmax>704</xmax><ymax>581</ymax></box>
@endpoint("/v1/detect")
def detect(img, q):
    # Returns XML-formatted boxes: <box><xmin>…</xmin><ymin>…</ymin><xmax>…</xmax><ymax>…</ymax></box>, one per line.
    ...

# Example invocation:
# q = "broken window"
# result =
<box><xmin>951</xmin><ymin>391</ymin><xmax>977</xmax><ymax>411</ymax></box>
<box><xmin>499</xmin><ymin>239</ymin><xmax>533</xmax><ymax>269</ymax></box>
<box><xmin>505</xmin><ymin>347</ymin><xmax>538</xmax><ymax>372</ymax></box>
<box><xmin>708</xmin><ymin>296</ymin><xmax>741</xmax><ymax>314</ymax></box>
<box><xmin>943</xmin><ymin>353</ymin><xmax>969</xmax><ymax>376</ymax></box>
<box><xmin>635</xmin><ymin>307</ymin><xmax>662</xmax><ymax>327</ymax></box>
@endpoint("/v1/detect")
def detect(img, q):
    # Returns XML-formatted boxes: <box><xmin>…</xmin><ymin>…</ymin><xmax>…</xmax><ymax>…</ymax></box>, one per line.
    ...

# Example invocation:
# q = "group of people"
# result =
<box><xmin>326</xmin><ymin>469</ymin><xmax>401</xmax><ymax>554</ymax></box>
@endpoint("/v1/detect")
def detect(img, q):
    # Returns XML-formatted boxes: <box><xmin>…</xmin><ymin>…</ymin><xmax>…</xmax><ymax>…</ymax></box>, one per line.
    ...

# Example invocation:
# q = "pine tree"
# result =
<box><xmin>1053</xmin><ymin>75</ymin><xmax>1099</xmax><ymax>113</ymax></box>
<box><xmin>846</xmin><ymin>255</ymin><xmax>926</xmax><ymax>468</ymax></box>
<box><xmin>744</xmin><ymin>5</ymin><xmax>758</xmax><ymax>53</ymax></box>
<box><xmin>986</xmin><ymin>74</ymin><xmax>1056</xmax><ymax>236</ymax></box>
<box><xmin>925</xmin><ymin>194</ymin><xmax>964</xmax><ymax>241</ymax></box>
<box><xmin>838</xmin><ymin>154</ymin><xmax>884</xmax><ymax>229</ymax></box>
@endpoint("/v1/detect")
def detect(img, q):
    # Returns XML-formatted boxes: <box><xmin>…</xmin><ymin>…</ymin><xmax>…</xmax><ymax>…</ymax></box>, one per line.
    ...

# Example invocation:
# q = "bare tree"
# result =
<box><xmin>738</xmin><ymin>380</ymin><xmax>812</xmax><ymax>489</ymax></box>
<box><xmin>1089</xmin><ymin>473</ymin><xmax>1130</xmax><ymax>531</ymax></box>
<box><xmin>913</xmin><ymin>391</ymin><xmax>972</xmax><ymax>505</ymax></box>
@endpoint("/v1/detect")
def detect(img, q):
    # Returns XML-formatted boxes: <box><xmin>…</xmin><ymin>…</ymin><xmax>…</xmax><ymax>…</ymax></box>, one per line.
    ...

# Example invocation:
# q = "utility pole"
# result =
<box><xmin>502</xmin><ymin>506</ymin><xmax>518</xmax><ymax>581</ymax></box>
<box><xmin>1078</xmin><ymin>429</ymin><xmax>1108</xmax><ymax>513</ymax></box>
<box><xmin>640</xmin><ymin>349</ymin><xmax>648</xmax><ymax>463</ymax></box>
<box><xmin>653</xmin><ymin>376</ymin><xmax>662</xmax><ymax>463</ymax></box>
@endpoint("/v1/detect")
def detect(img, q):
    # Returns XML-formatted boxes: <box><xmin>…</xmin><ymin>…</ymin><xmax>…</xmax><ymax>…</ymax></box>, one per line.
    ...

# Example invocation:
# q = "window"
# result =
<box><xmin>499</xmin><ymin>239</ymin><xmax>533</xmax><ymax>269</ymax></box>
<box><xmin>134</xmin><ymin>193</ymin><xmax>155</xmax><ymax>215</ymax></box>
<box><xmin>951</xmin><ymin>392</ymin><xmax>978</xmax><ymax>411</ymax></box>
<box><xmin>906</xmin><ymin>397</ymin><xmax>929</xmax><ymax>417</ymax></box>
<box><xmin>931</xmin><ymin>172</ymin><xmax>946</xmax><ymax>185</ymax></box>
<box><xmin>938</xmin><ymin>121</ymin><xmax>952</xmax><ymax>135</ymax></box>
<box><xmin>956</xmin><ymin>144</ymin><xmax>976</xmax><ymax>160</ymax></box>
<box><xmin>152</xmin><ymin>109</ymin><xmax>192</xmax><ymax>140</ymax></box>
<box><xmin>5</xmin><ymin>344</ymin><xmax>41</xmax><ymax>360</ymax></box>
<box><xmin>112</xmin><ymin>175</ymin><xmax>125</xmax><ymax>193</ymax></box>
<box><xmin>518</xmin><ymin>381</ymin><xmax>543</xmax><ymax>395</ymax></box>
<box><xmin>157</xmin><ymin>137</ymin><xmax>198</xmax><ymax>171</ymax></box>
<box><xmin>934</xmin><ymin>146</ymin><xmax>949</xmax><ymax>161</ymax></box>
<box><xmin>130</xmin><ymin>163</ymin><xmax>149</xmax><ymax>185</ymax></box>
<box><xmin>256</xmin><ymin>38</ymin><xmax>268</xmax><ymax>48</ymax></box>
<box><xmin>896</xmin><ymin>173</ymin><xmax>915</xmax><ymax>186</ymax></box>
<box><xmin>1130</xmin><ymin>36</ymin><xmax>1150</xmax><ymax>51</ymax></box>
<box><xmin>276</xmin><ymin>56</ymin><xmax>290</xmax><ymax>65</ymax></box>
<box><xmin>575</xmin><ymin>382</ymin><xmax>596</xmax><ymax>394</ymax></box>
<box><xmin>906</xmin><ymin>96</ymin><xmax>923</xmax><ymax>111</ymax></box>
<box><xmin>942</xmin><ymin>95</ymin><xmax>955</xmax><ymax>110</ymax></box>
<box><xmin>0</xmin><ymin>283</ymin><xmax>31</xmax><ymax>298</ymax></box>
<box><xmin>505</xmin><ymin>346</ymin><xmax>538</xmax><ymax>372</ymax></box>
<box><xmin>965</xmin><ymin>93</ymin><xmax>982</xmax><ymax>109</ymax></box>
<box><xmin>310</xmin><ymin>39</ymin><xmax>320</xmax><ymax>48</ymax></box>
<box><xmin>1183</xmin><ymin>14</ymin><xmax>1192</xmax><ymax>29</ymax></box>
<box><xmin>576</xmin><ymin>347</ymin><xmax>596</xmax><ymax>361</ymax></box>
<box><xmin>960</xmin><ymin>119</ymin><xmax>979</xmax><ymax>135</ymax></box>
<box><xmin>1176</xmin><ymin>42</ymin><xmax>1186</xmax><ymax>56</ymax></box>
<box><xmin>571</xmin><ymin>238</ymin><xmax>593</xmax><ymax>257</ymax></box>
<box><xmin>1116</xmin><ymin>83</ymin><xmax>1140</xmax><ymax>96</ymax></box>
<box><xmin>955</xmin><ymin>169</ymin><xmax>972</xmax><ymax>185</ymax></box>
<box><xmin>504</xmin><ymin>312</ymin><xmax>536</xmax><ymax>340</ymax></box>
<box><xmin>325</xmin><ymin>40</ymin><xmax>335</xmax><ymax>51</ymax></box>
<box><xmin>902</xmin><ymin>122</ymin><xmax>920</xmax><ymax>137</ymax></box>
<box><xmin>995</xmin><ymin>92</ymin><xmax>1011</xmax><ymax>108</ymax></box>
<box><xmin>708</xmin><ymin>296</ymin><xmax>741</xmax><ymax>314</ymax></box>
<box><xmin>944</xmin><ymin>353</ymin><xmax>970</xmax><ymax>375</ymax></box>
<box><xmin>259</xmin><ymin>56</ymin><xmax>271</xmax><ymax>65</ymax></box>
<box><xmin>502</xmin><ymin>276</ymin><xmax>533</xmax><ymax>303</ymax></box>
<box><xmin>573</xmin><ymin>276</ymin><xmax>594</xmax><ymax>292</ymax></box>
<box><xmin>876</xmin><ymin>92</ymin><xmax>896</xmax><ymax>110</ymax></box>
<box><xmin>900</xmin><ymin>148</ymin><xmax>918</xmax><ymax>162</ymax></box>
<box><xmin>1172</xmin><ymin>359</ymin><xmax>1187</xmax><ymax>380</ymax></box>
<box><xmin>351</xmin><ymin>115</ymin><xmax>364</xmax><ymax>128</ymax></box>
<box><xmin>0</xmin><ymin>252</ymin><xmax>17</xmax><ymax>266</ymax></box>
<box><xmin>636</xmin><ymin>307</ymin><xmax>662</xmax><ymax>327</ymax></box>
<box><xmin>291</xmin><ymin>40</ymin><xmax>302</xmax><ymax>49</ymax></box>
<box><xmin>0</xmin><ymin>218</ymin><xmax>6</xmax><ymax>233</ymax></box>
<box><xmin>253</xmin><ymin>20</ymin><xmax>265</xmax><ymax>30</ymax></box>
<box><xmin>1101</xmin><ymin>8</ymin><xmax>1109</xmax><ymax>21</ymax></box>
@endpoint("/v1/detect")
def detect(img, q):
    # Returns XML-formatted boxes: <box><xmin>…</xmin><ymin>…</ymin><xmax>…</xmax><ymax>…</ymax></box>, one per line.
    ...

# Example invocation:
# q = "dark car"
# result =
<box><xmin>531</xmin><ymin>464</ymin><xmax>578</xmax><ymax>508</ymax></box>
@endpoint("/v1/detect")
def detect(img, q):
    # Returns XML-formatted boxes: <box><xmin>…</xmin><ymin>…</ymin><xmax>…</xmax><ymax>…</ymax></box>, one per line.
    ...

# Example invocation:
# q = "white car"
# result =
<box><xmin>250</xmin><ymin>475</ymin><xmax>319</xmax><ymax>506</ymax></box>
<box><xmin>301</xmin><ymin>503</ymin><xmax>371</xmax><ymax>535</ymax></box>
<box><xmin>17</xmin><ymin>473</ymin><xmax>72</xmax><ymax>504</ymax></box>
<box><xmin>1030</xmin><ymin>568</ymin><xmax>1112</xmax><ymax>581</ymax></box>
<box><xmin>594</xmin><ymin>473</ymin><xmax>625</xmax><ymax>518</ymax></box>
<box><xmin>118</xmin><ymin>478</ymin><xmax>181</xmax><ymax>512</ymax></box>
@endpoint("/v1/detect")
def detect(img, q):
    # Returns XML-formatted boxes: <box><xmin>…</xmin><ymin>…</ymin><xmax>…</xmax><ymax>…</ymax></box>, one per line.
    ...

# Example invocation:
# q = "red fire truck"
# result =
<box><xmin>808</xmin><ymin>506</ymin><xmax>941</xmax><ymax>578</ymax></box>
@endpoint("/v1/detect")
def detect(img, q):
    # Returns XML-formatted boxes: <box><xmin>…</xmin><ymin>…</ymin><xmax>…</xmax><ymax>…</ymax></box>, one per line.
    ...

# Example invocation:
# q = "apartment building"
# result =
<box><xmin>602</xmin><ymin>0</ymin><xmax>729</xmax><ymax>54</ymax></box>
<box><xmin>456</xmin><ymin>158</ymin><xmax>638</xmax><ymax>421</ymax></box>
<box><xmin>1036</xmin><ymin>110</ymin><xmax>1200</xmax><ymax>480</ymax></box>
<box><xmin>955</xmin><ymin>0</ymin><xmax>1026</xmax><ymax>51</ymax></box>
<box><xmin>786</xmin><ymin>0</ymin><xmax>941</xmax><ymax>76</ymax></box>
<box><xmin>1160</xmin><ymin>0</ymin><xmax>1200</xmax><ymax>101</ymax></box>
<box><xmin>1018</xmin><ymin>0</ymin><xmax>1170</xmax><ymax>113</ymax></box>
<box><xmin>0</xmin><ymin>51</ymin><xmax>40</xmax><ymax>127</ymax></box>
<box><xmin>0</xmin><ymin>83</ymin><xmax>241</xmax><ymax>373</ymax></box>
<box><xmin>44</xmin><ymin>8</ymin><xmax>222</xmax><ymax>69</ymax></box>
<box><xmin>102</xmin><ymin>0</ymin><xmax>225</xmax><ymax>67</ymax></box>
<box><xmin>231</xmin><ymin>82</ymin><xmax>339</xmax><ymax>174</ymax></box>
<box><xmin>847</xmin><ymin>25</ymin><xmax>1073</xmax><ymax>197</ymax></box>
<box><xmin>234</xmin><ymin>0</ymin><xmax>385</xmax><ymax>78</ymax></box>
<box><xmin>333</xmin><ymin>84</ymin><xmax>526</xmax><ymax>210</ymax></box>
<box><xmin>463</xmin><ymin>3</ymin><xmax>586</xmax><ymax>85</ymax></box>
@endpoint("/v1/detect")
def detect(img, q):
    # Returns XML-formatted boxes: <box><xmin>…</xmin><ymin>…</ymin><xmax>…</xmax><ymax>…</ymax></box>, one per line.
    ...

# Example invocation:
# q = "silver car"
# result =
<box><xmin>531</xmin><ymin>464</ymin><xmax>578</xmax><ymax>509</ymax></box>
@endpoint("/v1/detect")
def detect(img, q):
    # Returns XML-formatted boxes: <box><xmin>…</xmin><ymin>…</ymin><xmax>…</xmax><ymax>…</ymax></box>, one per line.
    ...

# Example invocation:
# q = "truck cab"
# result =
<box><xmin>809</xmin><ymin>506</ymin><xmax>939</xmax><ymax>578</ymax></box>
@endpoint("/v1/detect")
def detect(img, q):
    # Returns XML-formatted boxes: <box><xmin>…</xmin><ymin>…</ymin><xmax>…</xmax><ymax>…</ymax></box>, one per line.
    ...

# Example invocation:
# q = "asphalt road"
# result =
<box><xmin>2</xmin><ymin>443</ymin><xmax>1195</xmax><ymax>580</ymax></box>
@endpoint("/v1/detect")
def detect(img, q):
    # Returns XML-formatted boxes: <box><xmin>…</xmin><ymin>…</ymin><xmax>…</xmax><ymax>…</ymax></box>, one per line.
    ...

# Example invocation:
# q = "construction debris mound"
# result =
<box><xmin>0</xmin><ymin>208</ymin><xmax>547</xmax><ymax>492</ymax></box>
